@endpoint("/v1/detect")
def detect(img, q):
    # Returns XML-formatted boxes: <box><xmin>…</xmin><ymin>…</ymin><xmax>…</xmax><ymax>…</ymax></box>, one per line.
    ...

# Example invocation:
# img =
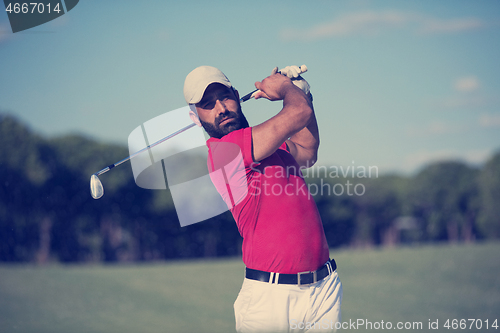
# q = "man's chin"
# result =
<box><xmin>201</xmin><ymin>114</ymin><xmax>249</xmax><ymax>139</ymax></box>
<box><xmin>218</xmin><ymin>126</ymin><xmax>238</xmax><ymax>137</ymax></box>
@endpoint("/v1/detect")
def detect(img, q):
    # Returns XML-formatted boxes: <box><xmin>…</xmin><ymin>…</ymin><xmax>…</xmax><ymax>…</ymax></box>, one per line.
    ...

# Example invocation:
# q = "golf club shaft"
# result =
<box><xmin>240</xmin><ymin>89</ymin><xmax>258</xmax><ymax>102</ymax></box>
<box><xmin>94</xmin><ymin>122</ymin><xmax>196</xmax><ymax>177</ymax></box>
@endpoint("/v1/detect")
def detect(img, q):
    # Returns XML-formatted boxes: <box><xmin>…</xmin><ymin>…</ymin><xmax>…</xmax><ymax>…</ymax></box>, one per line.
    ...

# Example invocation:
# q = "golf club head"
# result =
<box><xmin>90</xmin><ymin>174</ymin><xmax>104</xmax><ymax>199</ymax></box>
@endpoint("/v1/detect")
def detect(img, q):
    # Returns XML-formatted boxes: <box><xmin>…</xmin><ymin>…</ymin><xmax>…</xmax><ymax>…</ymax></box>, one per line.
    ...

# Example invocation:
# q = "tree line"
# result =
<box><xmin>1</xmin><ymin>114</ymin><xmax>499</xmax><ymax>263</ymax></box>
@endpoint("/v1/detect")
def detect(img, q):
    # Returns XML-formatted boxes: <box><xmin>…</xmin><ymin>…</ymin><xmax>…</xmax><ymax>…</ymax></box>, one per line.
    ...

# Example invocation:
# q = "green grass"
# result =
<box><xmin>0</xmin><ymin>242</ymin><xmax>499</xmax><ymax>333</ymax></box>
<box><xmin>337</xmin><ymin>243</ymin><xmax>500</xmax><ymax>332</ymax></box>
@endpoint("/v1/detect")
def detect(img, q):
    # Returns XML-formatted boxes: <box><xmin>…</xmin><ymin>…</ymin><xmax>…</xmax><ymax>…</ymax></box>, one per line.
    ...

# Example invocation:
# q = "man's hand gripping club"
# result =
<box><xmin>253</xmin><ymin>65</ymin><xmax>310</xmax><ymax>100</ymax></box>
<box><xmin>251</xmin><ymin>65</ymin><xmax>317</xmax><ymax>166</ymax></box>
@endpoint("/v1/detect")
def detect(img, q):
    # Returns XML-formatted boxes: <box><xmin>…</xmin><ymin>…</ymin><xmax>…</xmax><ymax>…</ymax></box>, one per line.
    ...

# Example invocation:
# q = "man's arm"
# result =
<box><xmin>285</xmin><ymin>93</ymin><xmax>319</xmax><ymax>168</ymax></box>
<box><xmin>251</xmin><ymin>73</ymin><xmax>316</xmax><ymax>164</ymax></box>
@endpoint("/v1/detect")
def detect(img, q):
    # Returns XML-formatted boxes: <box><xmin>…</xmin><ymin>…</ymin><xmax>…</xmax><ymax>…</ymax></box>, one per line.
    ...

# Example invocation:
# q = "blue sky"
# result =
<box><xmin>1</xmin><ymin>0</ymin><xmax>499</xmax><ymax>175</ymax></box>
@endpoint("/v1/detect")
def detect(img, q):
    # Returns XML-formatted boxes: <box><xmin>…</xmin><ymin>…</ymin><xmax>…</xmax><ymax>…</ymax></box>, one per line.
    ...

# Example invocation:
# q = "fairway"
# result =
<box><xmin>0</xmin><ymin>242</ymin><xmax>499</xmax><ymax>333</ymax></box>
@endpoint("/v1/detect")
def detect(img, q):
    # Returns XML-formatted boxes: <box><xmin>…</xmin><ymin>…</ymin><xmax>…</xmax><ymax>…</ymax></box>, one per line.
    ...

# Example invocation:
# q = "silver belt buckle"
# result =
<box><xmin>297</xmin><ymin>270</ymin><xmax>317</xmax><ymax>286</ymax></box>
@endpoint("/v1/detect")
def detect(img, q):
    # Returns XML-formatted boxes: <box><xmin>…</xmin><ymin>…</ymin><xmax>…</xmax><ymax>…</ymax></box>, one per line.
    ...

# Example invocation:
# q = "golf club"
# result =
<box><xmin>90</xmin><ymin>65</ymin><xmax>308</xmax><ymax>199</ymax></box>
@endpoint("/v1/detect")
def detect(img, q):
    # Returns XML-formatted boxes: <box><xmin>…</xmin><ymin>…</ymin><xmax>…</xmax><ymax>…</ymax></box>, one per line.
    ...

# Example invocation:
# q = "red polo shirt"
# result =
<box><xmin>207</xmin><ymin>127</ymin><xmax>329</xmax><ymax>274</ymax></box>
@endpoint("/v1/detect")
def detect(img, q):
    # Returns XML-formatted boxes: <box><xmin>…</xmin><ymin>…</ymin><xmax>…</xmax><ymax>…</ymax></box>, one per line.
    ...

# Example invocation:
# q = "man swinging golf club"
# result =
<box><xmin>184</xmin><ymin>65</ymin><xmax>343</xmax><ymax>332</ymax></box>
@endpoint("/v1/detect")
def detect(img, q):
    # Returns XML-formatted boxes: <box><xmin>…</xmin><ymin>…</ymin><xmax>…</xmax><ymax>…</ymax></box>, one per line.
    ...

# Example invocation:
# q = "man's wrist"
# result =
<box><xmin>280</xmin><ymin>81</ymin><xmax>300</xmax><ymax>99</ymax></box>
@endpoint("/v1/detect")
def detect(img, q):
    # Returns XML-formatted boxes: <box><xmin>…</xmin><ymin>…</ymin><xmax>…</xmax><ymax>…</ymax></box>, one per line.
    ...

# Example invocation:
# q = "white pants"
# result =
<box><xmin>234</xmin><ymin>270</ymin><xmax>342</xmax><ymax>333</ymax></box>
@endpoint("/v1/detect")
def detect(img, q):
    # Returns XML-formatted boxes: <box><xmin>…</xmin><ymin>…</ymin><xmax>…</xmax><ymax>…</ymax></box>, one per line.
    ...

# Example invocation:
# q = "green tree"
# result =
<box><xmin>353</xmin><ymin>175</ymin><xmax>409</xmax><ymax>246</ymax></box>
<box><xmin>311</xmin><ymin>177</ymin><xmax>357</xmax><ymax>248</ymax></box>
<box><xmin>477</xmin><ymin>151</ymin><xmax>500</xmax><ymax>238</ymax></box>
<box><xmin>408</xmin><ymin>161</ymin><xmax>479</xmax><ymax>242</ymax></box>
<box><xmin>0</xmin><ymin>115</ymin><xmax>48</xmax><ymax>261</ymax></box>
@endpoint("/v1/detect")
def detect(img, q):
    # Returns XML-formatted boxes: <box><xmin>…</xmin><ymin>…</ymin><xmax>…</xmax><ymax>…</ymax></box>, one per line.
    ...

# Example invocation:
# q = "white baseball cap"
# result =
<box><xmin>183</xmin><ymin>66</ymin><xmax>232</xmax><ymax>104</ymax></box>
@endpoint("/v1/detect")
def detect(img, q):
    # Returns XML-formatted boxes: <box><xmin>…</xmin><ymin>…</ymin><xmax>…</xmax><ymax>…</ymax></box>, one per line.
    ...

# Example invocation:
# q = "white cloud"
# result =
<box><xmin>279</xmin><ymin>10</ymin><xmax>484</xmax><ymax>41</ymax></box>
<box><xmin>478</xmin><ymin>113</ymin><xmax>500</xmax><ymax>128</ymax></box>
<box><xmin>417</xmin><ymin>17</ymin><xmax>483</xmax><ymax>35</ymax></box>
<box><xmin>430</xmin><ymin>76</ymin><xmax>485</xmax><ymax>110</ymax></box>
<box><xmin>280</xmin><ymin>11</ymin><xmax>409</xmax><ymax>40</ymax></box>
<box><xmin>454</xmin><ymin>76</ymin><xmax>480</xmax><ymax>92</ymax></box>
<box><xmin>462</xmin><ymin>149</ymin><xmax>494</xmax><ymax>164</ymax></box>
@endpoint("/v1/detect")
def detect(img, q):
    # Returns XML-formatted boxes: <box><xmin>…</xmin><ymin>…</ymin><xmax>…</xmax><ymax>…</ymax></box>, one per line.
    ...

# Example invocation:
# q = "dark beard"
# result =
<box><xmin>200</xmin><ymin>107</ymin><xmax>250</xmax><ymax>139</ymax></box>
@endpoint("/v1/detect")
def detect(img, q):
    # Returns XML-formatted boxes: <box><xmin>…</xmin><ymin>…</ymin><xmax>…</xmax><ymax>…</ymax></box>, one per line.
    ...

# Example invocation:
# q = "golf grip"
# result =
<box><xmin>240</xmin><ymin>65</ymin><xmax>308</xmax><ymax>102</ymax></box>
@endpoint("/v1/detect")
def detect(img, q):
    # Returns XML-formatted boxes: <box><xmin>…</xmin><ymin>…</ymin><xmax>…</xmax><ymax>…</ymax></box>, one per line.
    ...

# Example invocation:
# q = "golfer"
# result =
<box><xmin>184</xmin><ymin>65</ymin><xmax>342</xmax><ymax>332</ymax></box>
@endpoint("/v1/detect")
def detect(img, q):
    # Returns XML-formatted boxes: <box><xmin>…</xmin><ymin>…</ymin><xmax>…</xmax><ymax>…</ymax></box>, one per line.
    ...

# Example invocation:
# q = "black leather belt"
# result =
<box><xmin>245</xmin><ymin>259</ymin><xmax>337</xmax><ymax>286</ymax></box>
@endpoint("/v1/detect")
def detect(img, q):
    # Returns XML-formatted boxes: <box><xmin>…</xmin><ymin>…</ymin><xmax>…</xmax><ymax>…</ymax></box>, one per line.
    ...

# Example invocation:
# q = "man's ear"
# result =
<box><xmin>189</xmin><ymin>104</ymin><xmax>202</xmax><ymax>127</ymax></box>
<box><xmin>233</xmin><ymin>88</ymin><xmax>239</xmax><ymax>101</ymax></box>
